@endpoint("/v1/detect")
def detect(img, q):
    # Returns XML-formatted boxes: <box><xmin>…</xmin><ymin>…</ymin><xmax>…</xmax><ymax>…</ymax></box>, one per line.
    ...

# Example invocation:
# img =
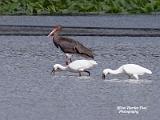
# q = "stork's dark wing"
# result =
<box><xmin>57</xmin><ymin>37</ymin><xmax>94</xmax><ymax>59</ymax></box>
<box><xmin>58</xmin><ymin>37</ymin><xmax>77</xmax><ymax>53</ymax></box>
<box><xmin>74</xmin><ymin>41</ymin><xmax>94</xmax><ymax>59</ymax></box>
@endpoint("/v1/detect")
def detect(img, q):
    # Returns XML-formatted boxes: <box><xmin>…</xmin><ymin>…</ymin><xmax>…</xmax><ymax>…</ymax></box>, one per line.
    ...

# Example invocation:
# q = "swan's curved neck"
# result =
<box><xmin>57</xmin><ymin>64</ymin><xmax>68</xmax><ymax>71</ymax></box>
<box><xmin>109</xmin><ymin>67</ymin><xmax>123</xmax><ymax>74</ymax></box>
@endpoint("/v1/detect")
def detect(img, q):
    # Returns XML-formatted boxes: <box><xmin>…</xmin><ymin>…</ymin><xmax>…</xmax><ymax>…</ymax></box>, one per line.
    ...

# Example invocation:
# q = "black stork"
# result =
<box><xmin>48</xmin><ymin>25</ymin><xmax>94</xmax><ymax>65</ymax></box>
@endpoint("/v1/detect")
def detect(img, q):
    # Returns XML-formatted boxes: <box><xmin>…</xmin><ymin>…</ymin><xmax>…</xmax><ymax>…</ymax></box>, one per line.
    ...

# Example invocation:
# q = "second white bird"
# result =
<box><xmin>102</xmin><ymin>64</ymin><xmax>152</xmax><ymax>80</ymax></box>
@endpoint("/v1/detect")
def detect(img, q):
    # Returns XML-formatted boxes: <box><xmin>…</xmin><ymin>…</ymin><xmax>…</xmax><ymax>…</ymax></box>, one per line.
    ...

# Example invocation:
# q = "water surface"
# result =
<box><xmin>0</xmin><ymin>36</ymin><xmax>159</xmax><ymax>120</ymax></box>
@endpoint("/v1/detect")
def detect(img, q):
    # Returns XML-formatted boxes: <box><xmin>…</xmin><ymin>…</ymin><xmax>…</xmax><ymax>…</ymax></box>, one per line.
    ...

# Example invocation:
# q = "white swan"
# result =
<box><xmin>102</xmin><ymin>64</ymin><xmax>152</xmax><ymax>80</ymax></box>
<box><xmin>51</xmin><ymin>60</ymin><xmax>97</xmax><ymax>76</ymax></box>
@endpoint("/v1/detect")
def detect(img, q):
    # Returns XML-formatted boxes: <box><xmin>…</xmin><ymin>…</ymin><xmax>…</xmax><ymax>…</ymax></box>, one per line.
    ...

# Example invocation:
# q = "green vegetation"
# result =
<box><xmin>0</xmin><ymin>0</ymin><xmax>160</xmax><ymax>15</ymax></box>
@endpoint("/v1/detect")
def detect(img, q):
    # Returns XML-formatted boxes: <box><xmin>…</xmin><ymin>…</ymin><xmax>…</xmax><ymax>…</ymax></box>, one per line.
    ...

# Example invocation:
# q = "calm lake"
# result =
<box><xmin>0</xmin><ymin>36</ymin><xmax>159</xmax><ymax>120</ymax></box>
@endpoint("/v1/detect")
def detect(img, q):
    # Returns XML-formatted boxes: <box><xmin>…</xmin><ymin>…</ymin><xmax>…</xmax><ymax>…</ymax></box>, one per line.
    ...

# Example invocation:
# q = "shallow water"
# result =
<box><xmin>0</xmin><ymin>36</ymin><xmax>160</xmax><ymax>120</ymax></box>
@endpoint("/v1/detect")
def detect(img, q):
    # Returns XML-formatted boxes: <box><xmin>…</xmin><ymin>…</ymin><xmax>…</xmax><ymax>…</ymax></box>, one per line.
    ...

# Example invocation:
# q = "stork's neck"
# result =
<box><xmin>108</xmin><ymin>67</ymin><xmax>123</xmax><ymax>75</ymax></box>
<box><xmin>53</xmin><ymin>32</ymin><xmax>60</xmax><ymax>40</ymax></box>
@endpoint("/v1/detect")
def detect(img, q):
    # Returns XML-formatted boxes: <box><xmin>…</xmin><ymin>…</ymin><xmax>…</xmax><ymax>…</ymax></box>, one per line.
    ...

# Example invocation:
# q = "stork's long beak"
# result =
<box><xmin>102</xmin><ymin>74</ymin><xmax>105</xmax><ymax>79</ymax></box>
<box><xmin>48</xmin><ymin>29</ymin><xmax>56</xmax><ymax>37</ymax></box>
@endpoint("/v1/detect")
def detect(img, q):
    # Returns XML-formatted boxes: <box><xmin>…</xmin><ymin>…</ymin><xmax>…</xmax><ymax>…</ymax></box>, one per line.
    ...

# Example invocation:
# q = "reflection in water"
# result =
<box><xmin>103</xmin><ymin>79</ymin><xmax>152</xmax><ymax>84</ymax></box>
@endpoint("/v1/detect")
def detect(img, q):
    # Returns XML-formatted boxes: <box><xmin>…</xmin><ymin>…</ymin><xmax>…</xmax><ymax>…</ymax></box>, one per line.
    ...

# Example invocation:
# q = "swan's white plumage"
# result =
<box><xmin>53</xmin><ymin>60</ymin><xmax>97</xmax><ymax>75</ymax></box>
<box><xmin>102</xmin><ymin>64</ymin><xmax>152</xmax><ymax>80</ymax></box>
<box><xmin>68</xmin><ymin>60</ymin><xmax>97</xmax><ymax>71</ymax></box>
<box><xmin>122</xmin><ymin>64</ymin><xmax>152</xmax><ymax>75</ymax></box>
